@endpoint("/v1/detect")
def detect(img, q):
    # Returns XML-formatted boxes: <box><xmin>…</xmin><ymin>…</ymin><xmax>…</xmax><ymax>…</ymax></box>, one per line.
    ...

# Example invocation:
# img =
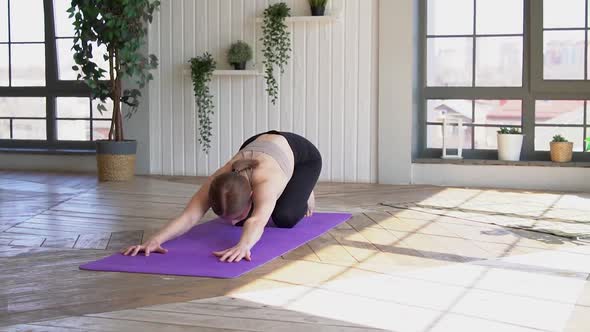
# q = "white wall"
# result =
<box><xmin>413</xmin><ymin>164</ymin><xmax>590</xmax><ymax>192</ymax></box>
<box><xmin>378</xmin><ymin>0</ymin><xmax>417</xmax><ymax>184</ymax></box>
<box><xmin>148</xmin><ymin>0</ymin><xmax>379</xmax><ymax>182</ymax></box>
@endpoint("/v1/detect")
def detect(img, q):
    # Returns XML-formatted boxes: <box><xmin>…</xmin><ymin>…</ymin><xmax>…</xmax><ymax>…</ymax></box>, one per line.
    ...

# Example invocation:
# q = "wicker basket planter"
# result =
<box><xmin>96</xmin><ymin>140</ymin><xmax>137</xmax><ymax>182</ymax></box>
<box><xmin>550</xmin><ymin>141</ymin><xmax>573</xmax><ymax>163</ymax></box>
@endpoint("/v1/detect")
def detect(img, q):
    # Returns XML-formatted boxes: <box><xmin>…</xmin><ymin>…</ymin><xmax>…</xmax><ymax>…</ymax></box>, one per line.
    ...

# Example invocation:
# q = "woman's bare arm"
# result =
<box><xmin>237</xmin><ymin>183</ymin><xmax>277</xmax><ymax>249</ymax></box>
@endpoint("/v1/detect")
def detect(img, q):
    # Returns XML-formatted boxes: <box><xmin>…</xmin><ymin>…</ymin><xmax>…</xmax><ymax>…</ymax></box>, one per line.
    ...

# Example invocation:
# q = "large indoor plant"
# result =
<box><xmin>69</xmin><ymin>0</ymin><xmax>160</xmax><ymax>181</ymax></box>
<box><xmin>497</xmin><ymin>127</ymin><xmax>524</xmax><ymax>161</ymax></box>
<box><xmin>549</xmin><ymin>134</ymin><xmax>573</xmax><ymax>163</ymax></box>
<box><xmin>261</xmin><ymin>2</ymin><xmax>291</xmax><ymax>105</ymax></box>
<box><xmin>189</xmin><ymin>53</ymin><xmax>216</xmax><ymax>153</ymax></box>
<box><xmin>227</xmin><ymin>41</ymin><xmax>253</xmax><ymax>70</ymax></box>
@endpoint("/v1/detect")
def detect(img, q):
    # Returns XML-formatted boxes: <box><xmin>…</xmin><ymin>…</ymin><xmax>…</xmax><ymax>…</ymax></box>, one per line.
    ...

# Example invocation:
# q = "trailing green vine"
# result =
<box><xmin>189</xmin><ymin>53</ymin><xmax>216</xmax><ymax>153</ymax></box>
<box><xmin>261</xmin><ymin>2</ymin><xmax>291</xmax><ymax>105</ymax></box>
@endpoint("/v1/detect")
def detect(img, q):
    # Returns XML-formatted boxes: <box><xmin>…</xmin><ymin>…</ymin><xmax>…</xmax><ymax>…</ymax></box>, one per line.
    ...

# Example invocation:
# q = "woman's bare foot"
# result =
<box><xmin>305</xmin><ymin>190</ymin><xmax>315</xmax><ymax>217</ymax></box>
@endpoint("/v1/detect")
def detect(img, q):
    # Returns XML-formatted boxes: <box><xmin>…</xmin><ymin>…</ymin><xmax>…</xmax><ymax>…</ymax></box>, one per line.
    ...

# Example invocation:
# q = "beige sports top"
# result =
<box><xmin>239</xmin><ymin>140</ymin><xmax>293</xmax><ymax>176</ymax></box>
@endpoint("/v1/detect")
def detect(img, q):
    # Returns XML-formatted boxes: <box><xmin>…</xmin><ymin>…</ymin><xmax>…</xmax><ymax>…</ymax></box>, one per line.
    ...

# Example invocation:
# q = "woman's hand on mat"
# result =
<box><xmin>213</xmin><ymin>244</ymin><xmax>252</xmax><ymax>263</ymax></box>
<box><xmin>122</xmin><ymin>239</ymin><xmax>168</xmax><ymax>257</ymax></box>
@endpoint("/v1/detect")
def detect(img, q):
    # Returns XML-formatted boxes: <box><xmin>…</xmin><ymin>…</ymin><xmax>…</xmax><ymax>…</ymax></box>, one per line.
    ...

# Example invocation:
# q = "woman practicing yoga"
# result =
<box><xmin>122</xmin><ymin>130</ymin><xmax>322</xmax><ymax>263</ymax></box>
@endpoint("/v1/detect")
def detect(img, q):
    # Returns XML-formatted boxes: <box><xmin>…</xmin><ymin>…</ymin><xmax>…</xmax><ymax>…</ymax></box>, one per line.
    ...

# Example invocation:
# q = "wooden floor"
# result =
<box><xmin>1</xmin><ymin>171</ymin><xmax>590</xmax><ymax>331</ymax></box>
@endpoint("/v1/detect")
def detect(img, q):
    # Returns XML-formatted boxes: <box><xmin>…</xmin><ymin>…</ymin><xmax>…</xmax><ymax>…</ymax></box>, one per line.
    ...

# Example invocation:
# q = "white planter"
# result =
<box><xmin>497</xmin><ymin>134</ymin><xmax>524</xmax><ymax>161</ymax></box>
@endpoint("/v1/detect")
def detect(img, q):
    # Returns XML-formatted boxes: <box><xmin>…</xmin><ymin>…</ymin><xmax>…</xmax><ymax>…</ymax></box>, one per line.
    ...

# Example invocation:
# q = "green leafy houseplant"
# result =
<box><xmin>227</xmin><ymin>41</ymin><xmax>253</xmax><ymax>70</ymax></box>
<box><xmin>552</xmin><ymin>134</ymin><xmax>568</xmax><ymax>142</ymax></box>
<box><xmin>189</xmin><ymin>53</ymin><xmax>216</xmax><ymax>153</ymax></box>
<box><xmin>497</xmin><ymin>127</ymin><xmax>522</xmax><ymax>135</ymax></box>
<box><xmin>261</xmin><ymin>2</ymin><xmax>291</xmax><ymax>105</ymax></box>
<box><xmin>69</xmin><ymin>0</ymin><xmax>160</xmax><ymax>141</ymax></box>
<box><xmin>309</xmin><ymin>0</ymin><xmax>328</xmax><ymax>16</ymax></box>
<box><xmin>585</xmin><ymin>137</ymin><xmax>590</xmax><ymax>150</ymax></box>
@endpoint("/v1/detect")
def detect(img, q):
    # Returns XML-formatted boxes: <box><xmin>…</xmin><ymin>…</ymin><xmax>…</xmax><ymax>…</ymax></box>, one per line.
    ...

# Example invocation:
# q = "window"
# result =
<box><xmin>0</xmin><ymin>0</ymin><xmax>105</xmax><ymax>150</ymax></box>
<box><xmin>421</xmin><ymin>0</ymin><xmax>590</xmax><ymax>161</ymax></box>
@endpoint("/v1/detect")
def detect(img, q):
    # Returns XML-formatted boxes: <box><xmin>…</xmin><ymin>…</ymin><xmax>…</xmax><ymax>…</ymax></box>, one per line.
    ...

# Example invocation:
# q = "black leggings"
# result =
<box><xmin>238</xmin><ymin>130</ymin><xmax>322</xmax><ymax>228</ymax></box>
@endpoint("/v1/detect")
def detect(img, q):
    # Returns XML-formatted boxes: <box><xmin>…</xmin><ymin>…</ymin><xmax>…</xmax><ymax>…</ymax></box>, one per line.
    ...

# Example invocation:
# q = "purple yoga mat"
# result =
<box><xmin>80</xmin><ymin>212</ymin><xmax>352</xmax><ymax>279</ymax></box>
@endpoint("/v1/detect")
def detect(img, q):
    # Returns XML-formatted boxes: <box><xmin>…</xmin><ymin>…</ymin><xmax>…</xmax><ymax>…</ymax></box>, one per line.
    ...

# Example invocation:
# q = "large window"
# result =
<box><xmin>421</xmin><ymin>0</ymin><xmax>590</xmax><ymax>160</ymax></box>
<box><xmin>0</xmin><ymin>0</ymin><xmax>107</xmax><ymax>150</ymax></box>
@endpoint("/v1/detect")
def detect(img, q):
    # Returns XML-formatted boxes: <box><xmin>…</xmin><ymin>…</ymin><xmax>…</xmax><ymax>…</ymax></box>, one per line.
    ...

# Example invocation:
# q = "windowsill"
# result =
<box><xmin>0</xmin><ymin>148</ymin><xmax>96</xmax><ymax>155</ymax></box>
<box><xmin>413</xmin><ymin>158</ymin><xmax>590</xmax><ymax>168</ymax></box>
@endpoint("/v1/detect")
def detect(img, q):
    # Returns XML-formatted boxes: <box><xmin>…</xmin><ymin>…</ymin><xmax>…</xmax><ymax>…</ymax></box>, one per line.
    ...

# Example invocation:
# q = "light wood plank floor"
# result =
<box><xmin>1</xmin><ymin>171</ymin><xmax>590</xmax><ymax>331</ymax></box>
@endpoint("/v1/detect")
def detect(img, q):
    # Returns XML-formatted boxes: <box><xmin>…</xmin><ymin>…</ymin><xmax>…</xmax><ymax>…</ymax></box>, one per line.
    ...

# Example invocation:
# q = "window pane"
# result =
<box><xmin>543</xmin><ymin>31</ymin><xmax>586</xmax><ymax>80</ymax></box>
<box><xmin>10</xmin><ymin>0</ymin><xmax>44</xmax><ymax>42</ymax></box>
<box><xmin>53</xmin><ymin>0</ymin><xmax>75</xmax><ymax>38</ymax></box>
<box><xmin>0</xmin><ymin>119</ymin><xmax>9</xmax><ymax>138</ymax></box>
<box><xmin>587</xmin><ymin>101</ymin><xmax>590</xmax><ymax>125</ymax></box>
<box><xmin>57</xmin><ymin>120</ymin><xmax>90</xmax><ymax>140</ymax></box>
<box><xmin>427</xmin><ymin>0</ymin><xmax>473</xmax><ymax>35</ymax></box>
<box><xmin>92</xmin><ymin>99</ymin><xmax>113</xmax><ymax>119</ymax></box>
<box><xmin>474</xmin><ymin>126</ymin><xmax>501</xmax><ymax>150</ymax></box>
<box><xmin>58</xmin><ymin>39</ymin><xmax>109</xmax><ymax>80</ymax></box>
<box><xmin>12</xmin><ymin>119</ymin><xmax>45</xmax><ymax>139</ymax></box>
<box><xmin>427</xmin><ymin>37</ymin><xmax>473</xmax><ymax>86</ymax></box>
<box><xmin>543</xmin><ymin>0</ymin><xmax>586</xmax><ymax>29</ymax></box>
<box><xmin>0</xmin><ymin>44</ymin><xmax>7</xmax><ymax>86</ymax></box>
<box><xmin>56</xmin><ymin>97</ymin><xmax>90</xmax><ymax>118</ymax></box>
<box><xmin>475</xmin><ymin>37</ymin><xmax>523</xmax><ymax>86</ymax></box>
<box><xmin>535</xmin><ymin>100</ymin><xmax>585</xmax><ymax>124</ymax></box>
<box><xmin>427</xmin><ymin>99</ymin><xmax>472</xmax><ymax>123</ymax></box>
<box><xmin>427</xmin><ymin>124</ymin><xmax>472</xmax><ymax>149</ymax></box>
<box><xmin>0</xmin><ymin>97</ymin><xmax>45</xmax><ymax>117</ymax></box>
<box><xmin>93</xmin><ymin>120</ymin><xmax>110</xmax><ymax>140</ymax></box>
<box><xmin>56</xmin><ymin>38</ymin><xmax>77</xmax><ymax>80</ymax></box>
<box><xmin>427</xmin><ymin>125</ymin><xmax>443</xmax><ymax>148</ymax></box>
<box><xmin>0</xmin><ymin>0</ymin><xmax>7</xmax><ymax>42</ymax></box>
<box><xmin>11</xmin><ymin>44</ymin><xmax>45</xmax><ymax>86</ymax></box>
<box><xmin>476</xmin><ymin>0</ymin><xmax>523</xmax><ymax>35</ymax></box>
<box><xmin>474</xmin><ymin>100</ymin><xmax>522</xmax><ymax>125</ymax></box>
<box><xmin>535</xmin><ymin>127</ymin><xmax>584</xmax><ymax>151</ymax></box>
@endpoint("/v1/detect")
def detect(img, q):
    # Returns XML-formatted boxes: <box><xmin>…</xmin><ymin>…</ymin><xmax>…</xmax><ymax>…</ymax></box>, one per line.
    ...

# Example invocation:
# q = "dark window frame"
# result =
<box><xmin>0</xmin><ymin>0</ymin><xmax>98</xmax><ymax>151</ymax></box>
<box><xmin>419</xmin><ymin>0</ymin><xmax>590</xmax><ymax>161</ymax></box>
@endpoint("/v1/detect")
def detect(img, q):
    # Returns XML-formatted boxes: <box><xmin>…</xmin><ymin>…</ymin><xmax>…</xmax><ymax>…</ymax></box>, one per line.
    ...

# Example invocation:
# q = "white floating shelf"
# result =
<box><xmin>255</xmin><ymin>15</ymin><xmax>340</xmax><ymax>23</ymax></box>
<box><xmin>213</xmin><ymin>70</ymin><xmax>262</xmax><ymax>76</ymax></box>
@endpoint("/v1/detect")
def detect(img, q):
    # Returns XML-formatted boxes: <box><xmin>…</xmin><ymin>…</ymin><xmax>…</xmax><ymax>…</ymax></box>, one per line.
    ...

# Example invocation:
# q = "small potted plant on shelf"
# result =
<box><xmin>550</xmin><ymin>134</ymin><xmax>573</xmax><ymax>163</ymax></box>
<box><xmin>70</xmin><ymin>0</ymin><xmax>160</xmax><ymax>182</ymax></box>
<box><xmin>308</xmin><ymin>0</ymin><xmax>328</xmax><ymax>16</ymax></box>
<box><xmin>586</xmin><ymin>137</ymin><xmax>590</xmax><ymax>151</ymax></box>
<box><xmin>497</xmin><ymin>127</ymin><xmax>524</xmax><ymax>161</ymax></box>
<box><xmin>227</xmin><ymin>40</ymin><xmax>253</xmax><ymax>70</ymax></box>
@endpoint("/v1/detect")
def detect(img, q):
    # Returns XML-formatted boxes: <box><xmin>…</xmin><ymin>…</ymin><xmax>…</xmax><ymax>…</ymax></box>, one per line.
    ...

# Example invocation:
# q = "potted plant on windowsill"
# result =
<box><xmin>550</xmin><ymin>134</ymin><xmax>573</xmax><ymax>163</ymax></box>
<box><xmin>69</xmin><ymin>0</ymin><xmax>160</xmax><ymax>181</ymax></box>
<box><xmin>308</xmin><ymin>0</ymin><xmax>328</xmax><ymax>16</ymax></box>
<box><xmin>497</xmin><ymin>127</ymin><xmax>524</xmax><ymax>161</ymax></box>
<box><xmin>227</xmin><ymin>41</ymin><xmax>253</xmax><ymax>70</ymax></box>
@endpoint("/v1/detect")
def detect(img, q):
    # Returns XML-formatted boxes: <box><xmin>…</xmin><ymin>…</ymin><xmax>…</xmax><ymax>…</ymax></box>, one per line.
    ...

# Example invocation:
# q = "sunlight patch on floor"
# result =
<box><xmin>229</xmin><ymin>247</ymin><xmax>589</xmax><ymax>331</ymax></box>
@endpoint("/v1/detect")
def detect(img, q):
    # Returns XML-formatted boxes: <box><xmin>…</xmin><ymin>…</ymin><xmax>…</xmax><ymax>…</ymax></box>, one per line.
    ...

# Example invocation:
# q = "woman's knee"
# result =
<box><xmin>272</xmin><ymin>208</ymin><xmax>305</xmax><ymax>228</ymax></box>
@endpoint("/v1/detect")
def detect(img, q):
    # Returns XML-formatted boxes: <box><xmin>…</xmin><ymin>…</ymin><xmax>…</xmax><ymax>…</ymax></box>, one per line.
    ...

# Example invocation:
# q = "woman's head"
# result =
<box><xmin>208</xmin><ymin>159</ymin><xmax>259</xmax><ymax>221</ymax></box>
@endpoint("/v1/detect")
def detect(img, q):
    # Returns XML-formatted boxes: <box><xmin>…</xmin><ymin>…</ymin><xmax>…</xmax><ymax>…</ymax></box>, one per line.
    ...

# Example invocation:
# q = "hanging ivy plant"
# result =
<box><xmin>261</xmin><ymin>2</ymin><xmax>291</xmax><ymax>105</ymax></box>
<box><xmin>189</xmin><ymin>53</ymin><xmax>216</xmax><ymax>153</ymax></box>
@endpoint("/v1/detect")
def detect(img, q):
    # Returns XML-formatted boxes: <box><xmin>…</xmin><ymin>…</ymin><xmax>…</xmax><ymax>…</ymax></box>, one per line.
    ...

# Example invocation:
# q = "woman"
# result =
<box><xmin>122</xmin><ymin>130</ymin><xmax>322</xmax><ymax>263</ymax></box>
